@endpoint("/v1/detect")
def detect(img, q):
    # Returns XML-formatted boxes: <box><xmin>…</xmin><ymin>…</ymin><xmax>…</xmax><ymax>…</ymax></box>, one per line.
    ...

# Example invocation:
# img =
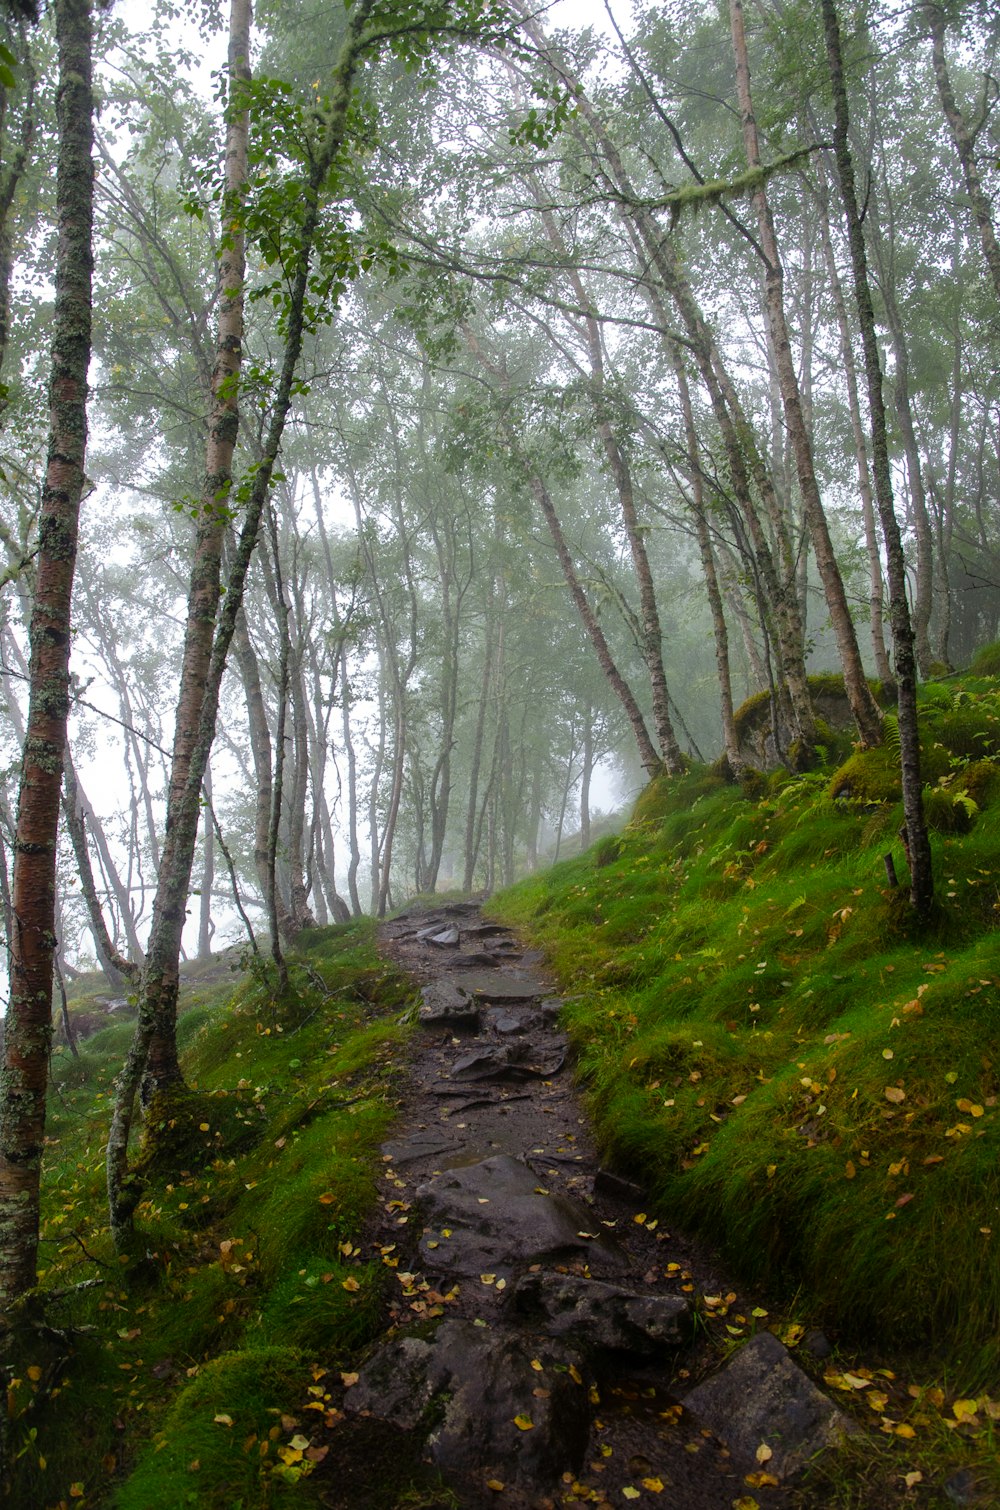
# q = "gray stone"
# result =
<box><xmin>485</xmin><ymin>1006</ymin><xmax>543</xmax><ymax>1036</ymax></box>
<box><xmin>416</xmin><ymin>1153</ymin><xmax>621</xmax><ymax>1277</ymax></box>
<box><xmin>682</xmin><ymin>1330</ymin><xmax>854</xmax><ymax>1479</ymax></box>
<box><xmin>346</xmin><ymin>1320</ymin><xmax>590</xmax><ymax>1490</ymax></box>
<box><xmin>419</xmin><ymin>979</ymin><xmax>479</xmax><ymax>1028</ymax></box>
<box><xmin>511</xmin><ymin>1272</ymin><xmax>688</xmax><ymax>1353</ymax></box>
<box><xmin>426</xmin><ymin>927</ymin><xmax>460</xmax><ymax>947</ymax></box>
<box><xmin>449</xmin><ymin>1044</ymin><xmax>565</xmax><ymax>1082</ymax></box>
<box><xmin>448</xmin><ymin>969</ymin><xmax>545</xmax><ymax>1003</ymax></box>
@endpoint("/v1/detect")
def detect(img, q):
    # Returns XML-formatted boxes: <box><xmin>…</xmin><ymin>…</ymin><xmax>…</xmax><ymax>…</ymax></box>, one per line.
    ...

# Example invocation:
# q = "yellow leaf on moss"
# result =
<box><xmin>342</xmin><ymin>1277</ymin><xmax>360</xmax><ymax>1292</ymax></box>
<box><xmin>513</xmin><ymin>1415</ymin><xmax>534</xmax><ymax>1431</ymax></box>
<box><xmin>884</xmin><ymin>1087</ymin><xmax>906</xmax><ymax>1104</ymax></box>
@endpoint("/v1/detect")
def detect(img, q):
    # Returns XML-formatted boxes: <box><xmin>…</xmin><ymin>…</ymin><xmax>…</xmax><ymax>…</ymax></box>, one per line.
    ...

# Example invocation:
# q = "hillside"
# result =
<box><xmin>5</xmin><ymin>663</ymin><xmax>1000</xmax><ymax>1509</ymax></box>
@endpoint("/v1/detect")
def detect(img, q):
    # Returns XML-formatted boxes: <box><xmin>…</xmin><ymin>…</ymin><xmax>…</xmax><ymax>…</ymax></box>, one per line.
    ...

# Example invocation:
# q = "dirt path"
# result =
<box><xmin>317</xmin><ymin>901</ymin><xmax>846</xmax><ymax>1509</ymax></box>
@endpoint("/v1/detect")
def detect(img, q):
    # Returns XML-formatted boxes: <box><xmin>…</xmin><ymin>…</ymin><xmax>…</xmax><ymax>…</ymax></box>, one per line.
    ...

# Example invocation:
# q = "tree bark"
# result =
<box><xmin>811</xmin><ymin>153</ymin><xmax>894</xmax><ymax>689</ymax></box>
<box><xmin>820</xmin><ymin>0</ymin><xmax>932</xmax><ymax>917</ymax></box>
<box><xmin>107</xmin><ymin>0</ymin><xmax>380</xmax><ymax>1248</ymax></box>
<box><xmin>924</xmin><ymin>2</ymin><xmax>1000</xmax><ymax>305</ymax></box>
<box><xmin>142</xmin><ymin>0</ymin><xmax>252</xmax><ymax>1088</ymax></box>
<box><xmin>62</xmin><ymin>752</ymin><xmax>140</xmax><ymax>987</ymax></box>
<box><xmin>728</xmin><ymin>0</ymin><xmax>881</xmax><ymax>749</ymax></box>
<box><xmin>0</xmin><ymin>0</ymin><xmax>94</xmax><ymax>1304</ymax></box>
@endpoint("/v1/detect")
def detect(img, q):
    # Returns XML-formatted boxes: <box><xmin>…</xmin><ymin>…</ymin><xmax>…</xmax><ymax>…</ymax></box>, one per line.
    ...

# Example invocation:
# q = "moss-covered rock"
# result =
<box><xmin>969</xmin><ymin>640</ymin><xmax>1000</xmax><ymax>677</ymax></box>
<box><xmin>828</xmin><ymin>745</ymin><xmax>901</xmax><ymax>804</ymax></box>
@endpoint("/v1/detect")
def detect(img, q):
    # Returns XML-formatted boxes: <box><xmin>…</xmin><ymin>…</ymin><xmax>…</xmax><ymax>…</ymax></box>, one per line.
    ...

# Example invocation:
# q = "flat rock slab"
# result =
<box><xmin>345</xmin><ymin>1319</ymin><xmax>590</xmax><ymax>1492</ymax></box>
<box><xmin>449</xmin><ymin>1044</ymin><xmax>565</xmax><ymax>1082</ymax></box>
<box><xmin>418</xmin><ymin>980</ymin><xmax>479</xmax><ymax>1028</ymax></box>
<box><xmin>485</xmin><ymin>1006</ymin><xmax>544</xmax><ymax>1035</ymax></box>
<box><xmin>683</xmin><ymin>1330</ymin><xmax>854</xmax><ymax>1479</ymax></box>
<box><xmin>511</xmin><ymin>1272</ymin><xmax>689</xmax><ymax>1353</ymax></box>
<box><xmin>416</xmin><ymin>1153</ymin><xmax>621</xmax><ymax>1278</ymax></box>
<box><xmin>448</xmin><ymin>969</ymin><xmax>545</xmax><ymax>1003</ymax></box>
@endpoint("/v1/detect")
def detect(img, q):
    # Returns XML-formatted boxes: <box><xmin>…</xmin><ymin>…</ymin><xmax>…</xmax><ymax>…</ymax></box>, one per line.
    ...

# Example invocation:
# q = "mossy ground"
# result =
<box><xmin>493</xmin><ymin>674</ymin><xmax>1000</xmax><ymax>1501</ymax></box>
<box><xmin>4</xmin><ymin>921</ymin><xmax>435</xmax><ymax>1510</ymax></box>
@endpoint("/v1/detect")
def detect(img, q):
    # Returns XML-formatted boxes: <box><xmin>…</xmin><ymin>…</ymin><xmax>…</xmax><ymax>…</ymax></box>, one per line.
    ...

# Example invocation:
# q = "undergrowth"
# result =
<box><xmin>494</xmin><ymin>677</ymin><xmax>1000</xmax><ymax>1397</ymax></box>
<box><xmin>5</xmin><ymin>921</ymin><xmax>420</xmax><ymax>1510</ymax></box>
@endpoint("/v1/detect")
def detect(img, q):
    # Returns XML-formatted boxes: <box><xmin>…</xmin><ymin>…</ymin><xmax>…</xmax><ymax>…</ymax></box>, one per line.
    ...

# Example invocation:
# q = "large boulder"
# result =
<box><xmin>345</xmin><ymin>1319</ymin><xmax>591</xmax><ymax>1494</ymax></box>
<box><xmin>682</xmin><ymin>1330</ymin><xmax>855</xmax><ymax>1479</ymax></box>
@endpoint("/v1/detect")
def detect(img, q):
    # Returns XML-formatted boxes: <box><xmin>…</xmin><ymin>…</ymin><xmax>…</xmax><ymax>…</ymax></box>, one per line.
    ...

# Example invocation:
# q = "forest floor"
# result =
<box><xmin>303</xmin><ymin>896</ymin><xmax>895</xmax><ymax>1510</ymax></box>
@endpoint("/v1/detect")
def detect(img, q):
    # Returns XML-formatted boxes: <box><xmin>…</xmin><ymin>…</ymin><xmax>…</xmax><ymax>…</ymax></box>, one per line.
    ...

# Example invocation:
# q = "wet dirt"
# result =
<box><xmin>314</xmin><ymin>900</ymin><xmax>812</xmax><ymax>1510</ymax></box>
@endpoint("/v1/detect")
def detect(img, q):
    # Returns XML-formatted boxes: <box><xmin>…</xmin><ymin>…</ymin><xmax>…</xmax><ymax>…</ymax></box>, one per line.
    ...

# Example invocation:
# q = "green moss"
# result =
<box><xmin>112</xmin><ymin>1347</ymin><xmax>309</xmax><ymax>1510</ymax></box>
<box><xmin>968</xmin><ymin>640</ymin><xmax>1000</xmax><ymax>676</ymax></box>
<box><xmin>494</xmin><ymin>666</ymin><xmax>1000</xmax><ymax>1383</ymax></box>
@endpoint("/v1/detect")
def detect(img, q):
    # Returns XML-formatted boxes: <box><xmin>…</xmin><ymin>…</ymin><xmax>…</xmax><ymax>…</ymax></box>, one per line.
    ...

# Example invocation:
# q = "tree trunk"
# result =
<box><xmin>62</xmin><ymin>752</ymin><xmax>139</xmax><ymax>987</ymax></box>
<box><xmin>197</xmin><ymin>761</ymin><xmax>215</xmax><ymax>960</ymax></box>
<box><xmin>811</xmin><ymin>153</ymin><xmax>894</xmax><ymax>689</ymax></box>
<box><xmin>107</xmin><ymin>0</ymin><xmax>380</xmax><ymax>1247</ymax></box>
<box><xmin>0</xmin><ymin>0</ymin><xmax>94</xmax><ymax>1305</ymax></box>
<box><xmin>339</xmin><ymin>643</ymin><xmax>362</xmax><ymax>915</ymax></box>
<box><xmin>728</xmin><ymin>0</ymin><xmax>882</xmax><ymax>749</ymax></box>
<box><xmin>142</xmin><ymin>0</ymin><xmax>252</xmax><ymax>1088</ymax></box>
<box><xmin>925</xmin><ymin>2</ymin><xmax>1000</xmax><ymax>305</ymax></box>
<box><xmin>580</xmin><ymin>706</ymin><xmax>593</xmax><ymax>850</ymax></box>
<box><xmin>820</xmin><ymin>0</ymin><xmax>932</xmax><ymax>918</ymax></box>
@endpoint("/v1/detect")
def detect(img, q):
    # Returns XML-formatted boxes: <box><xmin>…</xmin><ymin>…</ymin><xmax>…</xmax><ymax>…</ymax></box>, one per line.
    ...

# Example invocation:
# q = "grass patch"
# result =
<box><xmin>493</xmin><ymin>675</ymin><xmax>1000</xmax><ymax>1387</ymax></box>
<box><xmin>5</xmin><ymin>920</ymin><xmax>417</xmax><ymax>1510</ymax></box>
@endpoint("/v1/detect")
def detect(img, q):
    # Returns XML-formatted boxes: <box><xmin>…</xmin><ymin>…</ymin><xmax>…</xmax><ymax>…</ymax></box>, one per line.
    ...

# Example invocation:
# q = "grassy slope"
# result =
<box><xmin>494</xmin><ymin>673</ymin><xmax>1000</xmax><ymax>1392</ymax></box>
<box><xmin>7</xmin><ymin>922</ymin><xmax>432</xmax><ymax>1510</ymax></box>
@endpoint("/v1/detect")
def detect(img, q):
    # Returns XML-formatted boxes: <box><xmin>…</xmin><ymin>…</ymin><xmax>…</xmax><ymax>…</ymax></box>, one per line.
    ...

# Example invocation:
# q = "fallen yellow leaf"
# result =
<box><xmin>642</xmin><ymin>1477</ymin><xmax>664</xmax><ymax>1492</ymax></box>
<box><xmin>884</xmin><ymin>1086</ymin><xmax>906</xmax><ymax>1104</ymax></box>
<box><xmin>755</xmin><ymin>1443</ymin><xmax>773</xmax><ymax>1464</ymax></box>
<box><xmin>214</xmin><ymin>1414</ymin><xmax>233</xmax><ymax>1426</ymax></box>
<box><xmin>513</xmin><ymin>1414</ymin><xmax>534</xmax><ymax>1431</ymax></box>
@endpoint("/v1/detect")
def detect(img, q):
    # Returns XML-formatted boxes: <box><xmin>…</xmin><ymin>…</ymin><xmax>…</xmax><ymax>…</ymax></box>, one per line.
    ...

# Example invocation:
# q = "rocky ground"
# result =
<box><xmin>311</xmin><ymin>900</ymin><xmax>852</xmax><ymax>1510</ymax></box>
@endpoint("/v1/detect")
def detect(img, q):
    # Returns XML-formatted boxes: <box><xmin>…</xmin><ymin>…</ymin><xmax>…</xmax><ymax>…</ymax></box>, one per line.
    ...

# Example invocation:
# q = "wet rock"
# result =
<box><xmin>449</xmin><ymin>1044</ymin><xmax>565</xmax><ymax>1082</ymax></box>
<box><xmin>381</xmin><ymin>1132</ymin><xmax>459</xmax><ymax>1166</ymax></box>
<box><xmin>683</xmin><ymin>1330</ymin><xmax>854</xmax><ymax>1479</ymax></box>
<box><xmin>449</xmin><ymin>969</ymin><xmax>545</xmax><ymax>1003</ymax></box>
<box><xmin>511</xmin><ymin>1272</ymin><xmax>689</xmax><ymax>1353</ymax></box>
<box><xmin>801</xmin><ymin>1327</ymin><xmax>833</xmax><ymax>1360</ymax></box>
<box><xmin>418</xmin><ymin>980</ymin><xmax>479</xmax><ymax>1028</ymax></box>
<box><xmin>417</xmin><ymin>1153</ymin><xmax>622</xmax><ymax>1278</ymax></box>
<box><xmin>485</xmin><ymin>1006</ymin><xmax>543</xmax><ymax>1036</ymax></box>
<box><xmin>346</xmin><ymin>1320</ymin><xmax>590</xmax><ymax>1492</ymax></box>
<box><xmin>426</xmin><ymin>927</ymin><xmax>460</xmax><ymax>948</ymax></box>
<box><xmin>461</xmin><ymin>922</ymin><xmax>510</xmax><ymax>938</ymax></box>
<box><xmin>452</xmin><ymin>952</ymin><xmax>499</xmax><ymax>968</ymax></box>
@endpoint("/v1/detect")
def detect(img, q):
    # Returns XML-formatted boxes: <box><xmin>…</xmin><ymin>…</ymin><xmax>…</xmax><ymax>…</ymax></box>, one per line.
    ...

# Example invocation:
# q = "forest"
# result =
<box><xmin>1</xmin><ymin>0</ymin><xmax>1000</xmax><ymax>1504</ymax></box>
